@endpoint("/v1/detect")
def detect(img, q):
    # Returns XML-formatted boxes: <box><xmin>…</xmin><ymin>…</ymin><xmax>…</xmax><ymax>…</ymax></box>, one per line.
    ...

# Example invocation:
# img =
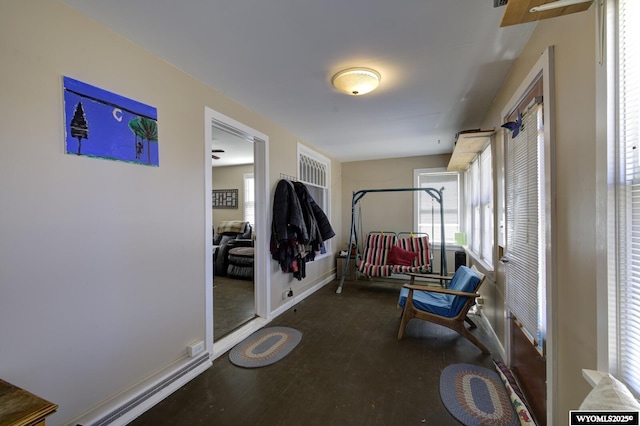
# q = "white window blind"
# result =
<box><xmin>465</xmin><ymin>144</ymin><xmax>493</xmax><ymax>265</ymax></box>
<box><xmin>469</xmin><ymin>160</ymin><xmax>480</xmax><ymax>253</ymax></box>
<box><xmin>414</xmin><ymin>170</ymin><xmax>459</xmax><ymax>244</ymax></box>
<box><xmin>615</xmin><ymin>0</ymin><xmax>640</xmax><ymax>393</ymax></box>
<box><xmin>506</xmin><ymin>102</ymin><xmax>544</xmax><ymax>347</ymax></box>
<box><xmin>480</xmin><ymin>147</ymin><xmax>493</xmax><ymax>263</ymax></box>
<box><xmin>243</xmin><ymin>173</ymin><xmax>255</xmax><ymax>227</ymax></box>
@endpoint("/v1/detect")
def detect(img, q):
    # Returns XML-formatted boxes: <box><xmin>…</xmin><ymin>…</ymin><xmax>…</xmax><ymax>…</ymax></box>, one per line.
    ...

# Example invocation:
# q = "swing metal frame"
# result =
<box><xmin>336</xmin><ymin>187</ymin><xmax>448</xmax><ymax>293</ymax></box>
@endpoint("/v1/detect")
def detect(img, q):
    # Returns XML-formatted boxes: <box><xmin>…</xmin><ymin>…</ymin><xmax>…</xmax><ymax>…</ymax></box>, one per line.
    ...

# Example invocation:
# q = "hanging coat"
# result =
<box><xmin>310</xmin><ymin>196</ymin><xmax>335</xmax><ymax>241</ymax></box>
<box><xmin>271</xmin><ymin>179</ymin><xmax>308</xmax><ymax>244</ymax></box>
<box><xmin>293</xmin><ymin>181</ymin><xmax>335</xmax><ymax>253</ymax></box>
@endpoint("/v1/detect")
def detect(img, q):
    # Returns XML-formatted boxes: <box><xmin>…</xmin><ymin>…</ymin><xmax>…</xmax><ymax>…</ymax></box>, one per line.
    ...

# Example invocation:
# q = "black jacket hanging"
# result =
<box><xmin>270</xmin><ymin>179</ymin><xmax>335</xmax><ymax>280</ymax></box>
<box><xmin>271</xmin><ymin>179</ymin><xmax>308</xmax><ymax>244</ymax></box>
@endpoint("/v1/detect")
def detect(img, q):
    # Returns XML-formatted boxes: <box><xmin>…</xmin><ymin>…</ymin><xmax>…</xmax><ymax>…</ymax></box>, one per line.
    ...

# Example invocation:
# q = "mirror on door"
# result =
<box><xmin>211</xmin><ymin>125</ymin><xmax>256</xmax><ymax>340</ymax></box>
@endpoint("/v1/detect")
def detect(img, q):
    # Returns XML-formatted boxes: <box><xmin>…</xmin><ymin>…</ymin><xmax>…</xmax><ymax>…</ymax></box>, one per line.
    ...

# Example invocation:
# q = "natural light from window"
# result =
<box><xmin>414</xmin><ymin>169</ymin><xmax>459</xmax><ymax>245</ymax></box>
<box><xmin>611</xmin><ymin>0</ymin><xmax>640</xmax><ymax>395</ymax></box>
<box><xmin>243</xmin><ymin>173</ymin><xmax>254</xmax><ymax>227</ymax></box>
<box><xmin>465</xmin><ymin>144</ymin><xmax>493</xmax><ymax>267</ymax></box>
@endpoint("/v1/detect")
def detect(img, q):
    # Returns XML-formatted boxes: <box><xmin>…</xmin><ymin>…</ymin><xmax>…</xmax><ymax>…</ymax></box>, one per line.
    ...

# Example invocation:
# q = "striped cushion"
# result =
<box><xmin>358</xmin><ymin>263</ymin><xmax>394</xmax><ymax>277</ymax></box>
<box><xmin>357</xmin><ymin>234</ymin><xmax>397</xmax><ymax>277</ymax></box>
<box><xmin>396</xmin><ymin>236</ymin><xmax>430</xmax><ymax>268</ymax></box>
<box><xmin>392</xmin><ymin>264</ymin><xmax>430</xmax><ymax>274</ymax></box>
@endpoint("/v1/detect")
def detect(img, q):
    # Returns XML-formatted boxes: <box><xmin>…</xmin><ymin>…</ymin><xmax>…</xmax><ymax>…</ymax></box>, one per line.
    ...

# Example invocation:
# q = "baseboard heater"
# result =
<box><xmin>88</xmin><ymin>352</ymin><xmax>210</xmax><ymax>426</ymax></box>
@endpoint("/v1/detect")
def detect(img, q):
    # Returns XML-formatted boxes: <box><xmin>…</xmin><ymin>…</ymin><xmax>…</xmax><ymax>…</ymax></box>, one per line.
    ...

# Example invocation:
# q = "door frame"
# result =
<box><xmin>204</xmin><ymin>106</ymin><xmax>270</xmax><ymax>358</ymax></box>
<box><xmin>500</xmin><ymin>46</ymin><xmax>556</xmax><ymax>424</ymax></box>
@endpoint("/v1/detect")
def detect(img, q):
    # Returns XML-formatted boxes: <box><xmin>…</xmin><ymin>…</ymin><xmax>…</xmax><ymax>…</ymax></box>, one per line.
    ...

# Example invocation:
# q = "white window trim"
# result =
<box><xmin>413</xmin><ymin>167</ymin><xmax>462</xmax><ymax>248</ymax></box>
<box><xmin>243</xmin><ymin>173</ymin><xmax>255</xmax><ymax>228</ymax></box>
<box><xmin>297</xmin><ymin>143</ymin><xmax>332</xmax><ymax>258</ymax></box>
<box><xmin>594</xmin><ymin>0</ymin><xmax>615</xmax><ymax>378</ymax></box>
<box><xmin>500</xmin><ymin>46</ymin><xmax>556</xmax><ymax>424</ymax></box>
<box><xmin>596</xmin><ymin>0</ymin><xmax>640</xmax><ymax>395</ymax></box>
<box><xmin>465</xmin><ymin>143</ymin><xmax>494</xmax><ymax>268</ymax></box>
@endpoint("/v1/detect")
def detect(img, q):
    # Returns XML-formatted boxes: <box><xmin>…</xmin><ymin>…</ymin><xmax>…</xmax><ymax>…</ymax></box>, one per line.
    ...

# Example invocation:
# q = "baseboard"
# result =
<box><xmin>211</xmin><ymin>317</ymin><xmax>271</xmax><ymax>360</ymax></box>
<box><xmin>212</xmin><ymin>275</ymin><xmax>334</xmax><ymax>359</ymax></box>
<box><xmin>477</xmin><ymin>309</ymin><xmax>506</xmax><ymax>361</ymax></box>
<box><xmin>270</xmin><ymin>274</ymin><xmax>334</xmax><ymax>318</ymax></box>
<box><xmin>71</xmin><ymin>353</ymin><xmax>212</xmax><ymax>426</ymax></box>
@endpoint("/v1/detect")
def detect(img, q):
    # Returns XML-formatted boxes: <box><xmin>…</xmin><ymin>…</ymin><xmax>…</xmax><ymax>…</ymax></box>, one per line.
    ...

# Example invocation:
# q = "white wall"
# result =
<box><xmin>0</xmin><ymin>1</ymin><xmax>341</xmax><ymax>424</ymax></box>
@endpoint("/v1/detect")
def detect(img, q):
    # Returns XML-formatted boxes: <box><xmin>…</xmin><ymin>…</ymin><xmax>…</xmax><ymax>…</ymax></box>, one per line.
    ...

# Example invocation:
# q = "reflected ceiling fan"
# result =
<box><xmin>212</xmin><ymin>149</ymin><xmax>225</xmax><ymax>160</ymax></box>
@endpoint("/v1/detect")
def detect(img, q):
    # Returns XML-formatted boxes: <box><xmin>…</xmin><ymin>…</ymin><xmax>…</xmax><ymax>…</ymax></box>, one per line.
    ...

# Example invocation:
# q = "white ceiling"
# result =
<box><xmin>59</xmin><ymin>0</ymin><xmax>535</xmax><ymax>163</ymax></box>
<box><xmin>211</xmin><ymin>125</ymin><xmax>255</xmax><ymax>167</ymax></box>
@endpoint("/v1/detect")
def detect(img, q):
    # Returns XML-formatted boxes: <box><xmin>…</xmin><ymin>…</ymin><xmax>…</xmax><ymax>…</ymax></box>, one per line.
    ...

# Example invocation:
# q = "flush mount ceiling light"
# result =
<box><xmin>331</xmin><ymin>67</ymin><xmax>381</xmax><ymax>96</ymax></box>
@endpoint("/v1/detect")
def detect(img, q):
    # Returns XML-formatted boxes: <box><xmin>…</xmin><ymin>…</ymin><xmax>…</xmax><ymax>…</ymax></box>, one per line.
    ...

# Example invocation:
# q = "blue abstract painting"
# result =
<box><xmin>63</xmin><ymin>76</ymin><xmax>159</xmax><ymax>166</ymax></box>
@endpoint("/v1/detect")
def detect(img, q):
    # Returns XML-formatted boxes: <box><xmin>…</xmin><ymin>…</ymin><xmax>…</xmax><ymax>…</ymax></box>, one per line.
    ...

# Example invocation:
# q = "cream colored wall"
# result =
<box><xmin>341</xmin><ymin>154</ymin><xmax>450</xmax><ymax>244</ymax></box>
<box><xmin>266</xmin><ymin>137</ymin><xmax>341</xmax><ymax>302</ymax></box>
<box><xmin>212</xmin><ymin>164</ymin><xmax>253</xmax><ymax>226</ymax></box>
<box><xmin>480</xmin><ymin>8</ymin><xmax>597</xmax><ymax>423</ymax></box>
<box><xmin>340</xmin><ymin>155</ymin><xmax>453</xmax><ymax>274</ymax></box>
<box><xmin>0</xmin><ymin>1</ymin><xmax>340</xmax><ymax>424</ymax></box>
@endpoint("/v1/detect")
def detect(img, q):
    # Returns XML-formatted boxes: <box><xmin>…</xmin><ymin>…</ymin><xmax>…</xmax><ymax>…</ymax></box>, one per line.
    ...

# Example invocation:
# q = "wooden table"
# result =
<box><xmin>336</xmin><ymin>255</ymin><xmax>358</xmax><ymax>281</ymax></box>
<box><xmin>0</xmin><ymin>379</ymin><xmax>57</xmax><ymax>426</ymax></box>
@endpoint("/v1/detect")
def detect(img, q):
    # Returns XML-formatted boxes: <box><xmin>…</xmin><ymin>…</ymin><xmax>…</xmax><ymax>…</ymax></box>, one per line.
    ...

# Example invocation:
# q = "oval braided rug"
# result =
<box><xmin>440</xmin><ymin>363</ymin><xmax>519</xmax><ymax>426</ymax></box>
<box><xmin>229</xmin><ymin>326</ymin><xmax>302</xmax><ymax>368</ymax></box>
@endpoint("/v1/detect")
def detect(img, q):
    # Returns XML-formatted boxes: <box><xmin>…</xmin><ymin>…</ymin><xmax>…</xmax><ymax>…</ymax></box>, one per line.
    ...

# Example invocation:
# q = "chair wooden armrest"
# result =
<box><xmin>407</xmin><ymin>272</ymin><xmax>456</xmax><ymax>288</ymax></box>
<box><xmin>406</xmin><ymin>272</ymin><xmax>455</xmax><ymax>281</ymax></box>
<box><xmin>402</xmin><ymin>283</ymin><xmax>479</xmax><ymax>298</ymax></box>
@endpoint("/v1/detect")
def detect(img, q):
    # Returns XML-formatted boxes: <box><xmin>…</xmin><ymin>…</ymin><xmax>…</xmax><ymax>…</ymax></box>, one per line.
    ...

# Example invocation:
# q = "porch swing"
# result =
<box><xmin>336</xmin><ymin>187</ymin><xmax>448</xmax><ymax>293</ymax></box>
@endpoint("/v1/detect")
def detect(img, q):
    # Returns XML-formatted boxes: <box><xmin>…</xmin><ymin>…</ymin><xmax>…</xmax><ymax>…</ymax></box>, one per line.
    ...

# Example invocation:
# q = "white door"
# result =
<box><xmin>501</xmin><ymin>46</ymin><xmax>555</xmax><ymax>424</ymax></box>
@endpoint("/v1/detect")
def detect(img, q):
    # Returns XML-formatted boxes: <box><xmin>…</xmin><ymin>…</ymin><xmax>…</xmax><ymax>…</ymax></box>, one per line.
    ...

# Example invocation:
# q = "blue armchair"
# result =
<box><xmin>397</xmin><ymin>265</ymin><xmax>489</xmax><ymax>353</ymax></box>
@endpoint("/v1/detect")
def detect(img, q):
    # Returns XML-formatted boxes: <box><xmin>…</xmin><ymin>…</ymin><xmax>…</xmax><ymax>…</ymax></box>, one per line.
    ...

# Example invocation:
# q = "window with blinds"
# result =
<box><xmin>480</xmin><ymin>148</ymin><xmax>493</xmax><ymax>263</ymax></box>
<box><xmin>613</xmin><ymin>0</ymin><xmax>640</xmax><ymax>394</ymax></box>
<box><xmin>469</xmin><ymin>161</ymin><xmax>480</xmax><ymax>252</ymax></box>
<box><xmin>243</xmin><ymin>173</ymin><xmax>255</xmax><ymax>227</ymax></box>
<box><xmin>414</xmin><ymin>169</ymin><xmax>459</xmax><ymax>244</ymax></box>
<box><xmin>466</xmin><ymin>144</ymin><xmax>493</xmax><ymax>265</ymax></box>
<box><xmin>505</xmin><ymin>100</ymin><xmax>545</xmax><ymax>351</ymax></box>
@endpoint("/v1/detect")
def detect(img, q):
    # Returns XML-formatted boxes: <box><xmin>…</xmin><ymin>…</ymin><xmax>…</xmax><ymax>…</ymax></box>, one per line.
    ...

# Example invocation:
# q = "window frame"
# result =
<box><xmin>413</xmin><ymin>168</ymin><xmax>461</xmax><ymax>246</ymax></box>
<box><xmin>465</xmin><ymin>143</ymin><xmax>494</xmax><ymax>267</ymax></box>
<box><xmin>297</xmin><ymin>143</ymin><xmax>332</xmax><ymax>257</ymax></box>
<box><xmin>499</xmin><ymin>46</ymin><xmax>556</xmax><ymax>422</ymax></box>
<box><xmin>597</xmin><ymin>0</ymin><xmax>640</xmax><ymax>395</ymax></box>
<box><xmin>243</xmin><ymin>173</ymin><xmax>255</xmax><ymax>228</ymax></box>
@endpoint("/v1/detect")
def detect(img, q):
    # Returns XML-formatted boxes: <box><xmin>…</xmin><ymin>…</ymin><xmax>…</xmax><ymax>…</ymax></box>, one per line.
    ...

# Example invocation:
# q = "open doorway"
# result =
<box><xmin>211</xmin><ymin>127</ymin><xmax>255</xmax><ymax>340</ymax></box>
<box><xmin>204</xmin><ymin>107</ymin><xmax>270</xmax><ymax>359</ymax></box>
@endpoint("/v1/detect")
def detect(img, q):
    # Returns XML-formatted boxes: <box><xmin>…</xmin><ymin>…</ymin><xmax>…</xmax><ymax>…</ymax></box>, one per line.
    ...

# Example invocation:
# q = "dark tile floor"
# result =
<box><xmin>213</xmin><ymin>275</ymin><xmax>255</xmax><ymax>340</ymax></box>
<box><xmin>132</xmin><ymin>279</ymin><xmax>502</xmax><ymax>426</ymax></box>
